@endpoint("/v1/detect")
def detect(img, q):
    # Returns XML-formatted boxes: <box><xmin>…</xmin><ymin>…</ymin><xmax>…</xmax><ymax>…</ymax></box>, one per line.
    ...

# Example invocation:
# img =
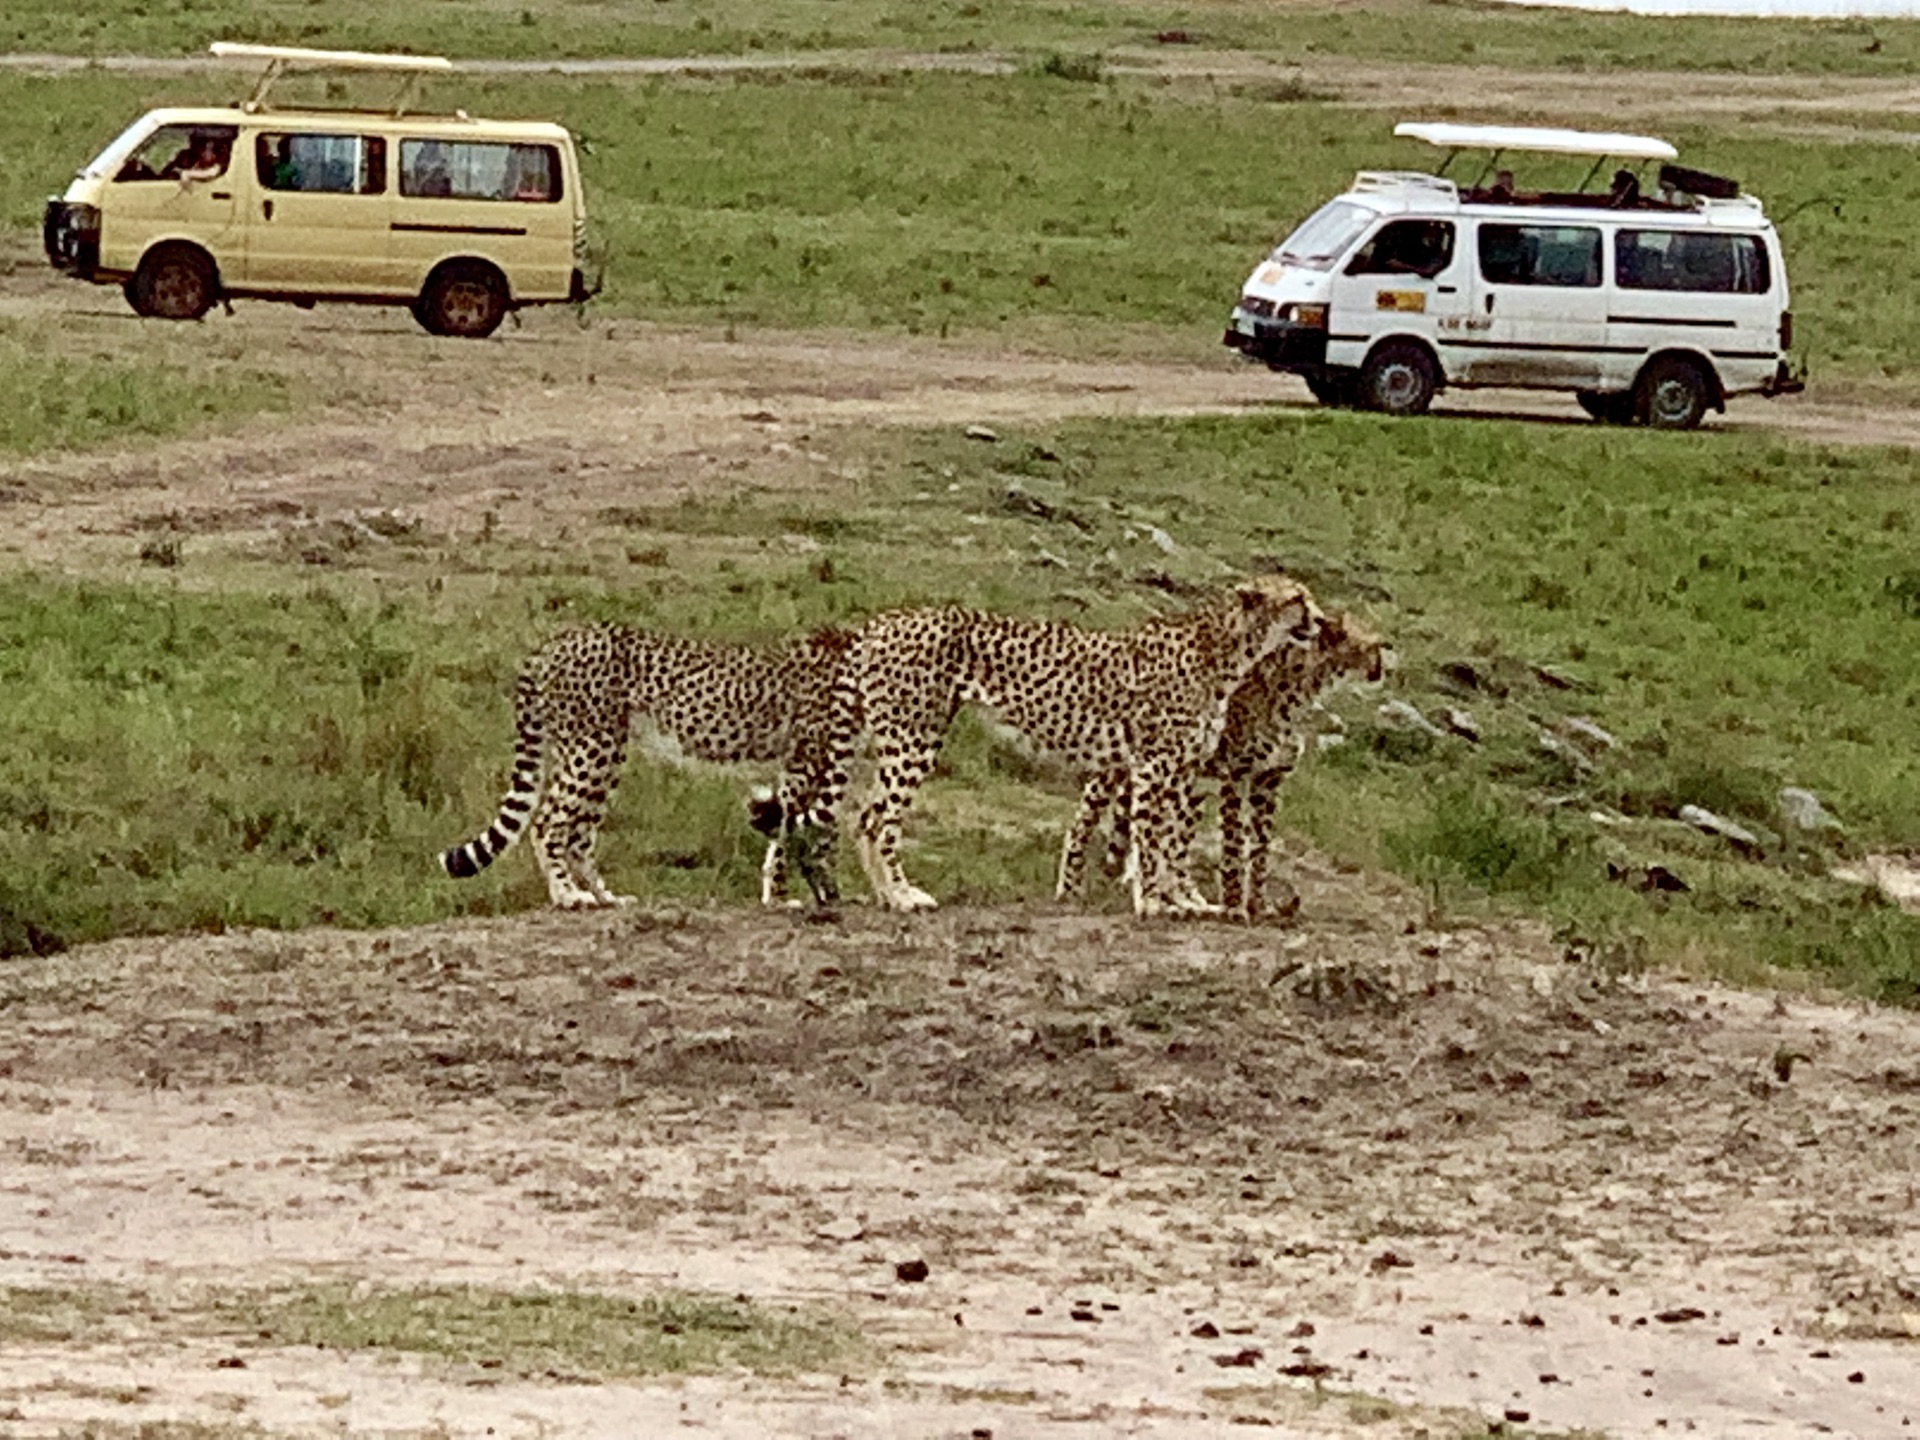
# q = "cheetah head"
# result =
<box><xmin>1231</xmin><ymin>573</ymin><xmax>1325</xmax><ymax>659</ymax></box>
<box><xmin>1314</xmin><ymin>609</ymin><xmax>1390</xmax><ymax>684</ymax></box>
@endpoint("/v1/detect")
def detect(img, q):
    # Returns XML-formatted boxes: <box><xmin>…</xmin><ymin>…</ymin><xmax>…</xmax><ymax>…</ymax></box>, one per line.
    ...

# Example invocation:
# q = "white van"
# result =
<box><xmin>1223</xmin><ymin>122</ymin><xmax>1803</xmax><ymax>428</ymax></box>
<box><xmin>42</xmin><ymin>43</ymin><xmax>594</xmax><ymax>338</ymax></box>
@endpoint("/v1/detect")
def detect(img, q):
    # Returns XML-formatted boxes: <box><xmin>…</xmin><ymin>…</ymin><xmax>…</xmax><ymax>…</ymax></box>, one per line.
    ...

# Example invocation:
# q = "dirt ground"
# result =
<box><xmin>5</xmin><ymin>144</ymin><xmax>1920</xmax><ymax>1437</ymax></box>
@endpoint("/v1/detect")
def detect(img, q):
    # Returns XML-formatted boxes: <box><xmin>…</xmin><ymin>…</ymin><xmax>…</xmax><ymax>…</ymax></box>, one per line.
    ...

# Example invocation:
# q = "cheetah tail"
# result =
<box><xmin>439</xmin><ymin>663</ymin><xmax>545</xmax><ymax>880</ymax></box>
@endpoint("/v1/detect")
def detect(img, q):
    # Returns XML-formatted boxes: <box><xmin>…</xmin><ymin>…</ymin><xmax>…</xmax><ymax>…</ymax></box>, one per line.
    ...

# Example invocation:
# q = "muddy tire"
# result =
<box><xmin>417</xmin><ymin>262</ymin><xmax>508</xmax><ymax>340</ymax></box>
<box><xmin>1635</xmin><ymin>356</ymin><xmax>1712</xmax><ymax>431</ymax></box>
<box><xmin>129</xmin><ymin>245</ymin><xmax>217</xmax><ymax>322</ymax></box>
<box><xmin>1358</xmin><ymin>342</ymin><xmax>1437</xmax><ymax>417</ymax></box>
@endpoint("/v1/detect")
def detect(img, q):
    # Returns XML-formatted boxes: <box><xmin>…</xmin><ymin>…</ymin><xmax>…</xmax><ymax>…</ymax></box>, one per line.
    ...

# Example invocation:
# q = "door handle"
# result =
<box><xmin>262</xmin><ymin>199</ymin><xmax>274</xmax><ymax>221</ymax></box>
<box><xmin>1437</xmin><ymin>285</ymin><xmax>1457</xmax><ymax>294</ymax></box>
<box><xmin>210</xmin><ymin>191</ymin><xmax>231</xmax><ymax>200</ymax></box>
<box><xmin>1484</xmin><ymin>293</ymin><xmax>1496</xmax><ymax>314</ymax></box>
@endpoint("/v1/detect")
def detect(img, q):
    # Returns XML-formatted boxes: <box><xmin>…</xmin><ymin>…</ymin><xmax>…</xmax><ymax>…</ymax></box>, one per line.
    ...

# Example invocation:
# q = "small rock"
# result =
<box><xmin>1146</xmin><ymin>525</ymin><xmax>1178</xmax><ymax>554</ymax></box>
<box><xmin>1563</xmin><ymin>716</ymin><xmax>1617</xmax><ymax>751</ymax></box>
<box><xmin>1368</xmin><ymin>1250</ymin><xmax>1414</xmax><ymax>1273</ymax></box>
<box><xmin>1779</xmin><ymin>786</ymin><xmax>1842</xmax><ymax>833</ymax></box>
<box><xmin>1679</xmin><ymin>804</ymin><xmax>1761</xmax><ymax>851</ymax></box>
<box><xmin>1379</xmin><ymin>699</ymin><xmax>1447</xmax><ymax>739</ymax></box>
<box><xmin>964</xmin><ymin>424</ymin><xmax>999</xmax><ymax>442</ymax></box>
<box><xmin>1442</xmin><ymin>706</ymin><xmax>1481</xmax><ymax>742</ymax></box>
<box><xmin>1070</xmin><ymin>1308</ymin><xmax>1099</xmax><ymax>1323</ymax></box>
<box><xmin>816</xmin><ymin>1217</ymin><xmax>866</xmax><ymax>1243</ymax></box>
<box><xmin>1538</xmin><ymin>730</ymin><xmax>1594</xmax><ymax>772</ymax></box>
<box><xmin>1655</xmin><ymin>1307</ymin><xmax>1707</xmax><ymax>1324</ymax></box>
<box><xmin>1191</xmin><ymin>1320</ymin><xmax>1220</xmax><ymax>1338</ymax></box>
<box><xmin>1212</xmin><ymin>1347</ymin><xmax>1264</xmax><ymax>1367</ymax></box>
<box><xmin>895</xmin><ymin>1259</ymin><xmax>930</xmax><ymax>1283</ymax></box>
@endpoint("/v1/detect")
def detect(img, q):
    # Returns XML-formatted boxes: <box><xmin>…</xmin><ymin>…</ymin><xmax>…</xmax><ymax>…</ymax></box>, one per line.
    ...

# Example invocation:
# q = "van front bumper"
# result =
<box><xmin>1222</xmin><ymin>316</ymin><xmax>1329</xmax><ymax>370</ymax></box>
<box><xmin>43</xmin><ymin>199</ymin><xmax>100</xmax><ymax>279</ymax></box>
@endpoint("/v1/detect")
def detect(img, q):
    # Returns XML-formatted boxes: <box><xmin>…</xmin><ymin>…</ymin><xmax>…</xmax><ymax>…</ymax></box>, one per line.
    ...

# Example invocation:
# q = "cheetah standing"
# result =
<box><xmin>1057</xmin><ymin>608</ymin><xmax>1388</xmax><ymax>919</ymax></box>
<box><xmin>440</xmin><ymin>623</ymin><xmax>854</xmax><ymax>909</ymax></box>
<box><xmin>762</xmin><ymin>575</ymin><xmax>1324</xmax><ymax>917</ymax></box>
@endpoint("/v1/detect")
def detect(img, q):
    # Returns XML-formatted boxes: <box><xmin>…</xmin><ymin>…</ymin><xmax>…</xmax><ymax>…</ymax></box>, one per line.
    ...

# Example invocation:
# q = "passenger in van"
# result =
<box><xmin>411</xmin><ymin>142</ymin><xmax>454</xmax><ymax>198</ymax></box>
<box><xmin>1467</xmin><ymin>169</ymin><xmax>1516</xmax><ymax>204</ymax></box>
<box><xmin>163</xmin><ymin>133</ymin><xmax>229</xmax><ymax>184</ymax></box>
<box><xmin>1608</xmin><ymin>168</ymin><xmax>1641</xmax><ymax>208</ymax></box>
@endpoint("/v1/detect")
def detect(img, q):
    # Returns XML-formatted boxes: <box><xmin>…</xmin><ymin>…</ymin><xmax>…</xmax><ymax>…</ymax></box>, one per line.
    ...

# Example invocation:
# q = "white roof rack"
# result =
<box><xmin>209</xmin><ymin>41</ymin><xmax>456</xmax><ymax>112</ymax></box>
<box><xmin>1395</xmin><ymin>121</ymin><xmax>1677</xmax><ymax>162</ymax></box>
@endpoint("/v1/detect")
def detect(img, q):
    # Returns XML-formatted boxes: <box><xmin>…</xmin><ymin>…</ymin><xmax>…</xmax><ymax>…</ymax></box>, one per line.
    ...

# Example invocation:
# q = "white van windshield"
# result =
<box><xmin>1269</xmin><ymin>200</ymin><xmax>1374</xmax><ymax>271</ymax></box>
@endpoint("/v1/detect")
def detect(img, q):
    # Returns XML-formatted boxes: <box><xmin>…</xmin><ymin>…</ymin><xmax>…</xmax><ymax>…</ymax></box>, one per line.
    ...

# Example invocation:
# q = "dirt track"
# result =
<box><xmin>3</xmin><ymin>856</ymin><xmax>1920</xmax><ymax>1437</ymax></box>
<box><xmin>6</xmin><ymin>130</ymin><xmax>1920</xmax><ymax>1434</ymax></box>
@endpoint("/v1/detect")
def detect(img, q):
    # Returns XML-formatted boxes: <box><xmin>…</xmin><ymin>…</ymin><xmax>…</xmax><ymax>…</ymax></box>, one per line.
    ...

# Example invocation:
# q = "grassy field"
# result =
<box><xmin>1</xmin><ymin>410</ymin><xmax>1915</xmax><ymax>1001</ymax></box>
<box><xmin>10</xmin><ymin>67</ymin><xmax>1920</xmax><ymax>393</ymax></box>
<box><xmin>2</xmin><ymin>8</ymin><xmax>1918</xmax><ymax>1004</ymax></box>
<box><xmin>7</xmin><ymin>0</ymin><xmax>1920</xmax><ymax>77</ymax></box>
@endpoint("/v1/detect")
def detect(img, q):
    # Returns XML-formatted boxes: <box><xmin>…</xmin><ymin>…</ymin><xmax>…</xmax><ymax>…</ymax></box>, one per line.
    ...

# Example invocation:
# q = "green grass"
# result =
<box><xmin>0</xmin><ymin>1280</ymin><xmax>868</xmax><ymax>1386</ymax></box>
<box><xmin>228</xmin><ymin>1283</ymin><xmax>870</xmax><ymax>1379</ymax></box>
<box><xmin>0</xmin><ymin>320</ymin><xmax>288</xmax><ymax>455</ymax></box>
<box><xmin>11</xmin><ymin>69</ymin><xmax>1918</xmax><ymax>392</ymax></box>
<box><xmin>2</xmin><ymin>409</ymin><xmax>1917</xmax><ymax>1002</ymax></box>
<box><xmin>7</xmin><ymin>0</ymin><xmax>1920</xmax><ymax>78</ymax></box>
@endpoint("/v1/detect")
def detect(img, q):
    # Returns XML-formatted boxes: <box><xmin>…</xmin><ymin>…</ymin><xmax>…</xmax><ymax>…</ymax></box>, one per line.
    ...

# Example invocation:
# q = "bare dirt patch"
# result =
<box><xmin>0</xmin><ymin>847</ymin><xmax>1918</xmax><ymax>1437</ymax></box>
<box><xmin>4</xmin><ymin>276</ymin><xmax>1920</xmax><ymax>588</ymax></box>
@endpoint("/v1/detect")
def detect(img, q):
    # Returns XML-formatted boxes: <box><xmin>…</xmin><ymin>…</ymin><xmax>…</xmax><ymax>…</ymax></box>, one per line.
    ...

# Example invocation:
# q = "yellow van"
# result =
<box><xmin>42</xmin><ymin>43</ymin><xmax>594</xmax><ymax>338</ymax></box>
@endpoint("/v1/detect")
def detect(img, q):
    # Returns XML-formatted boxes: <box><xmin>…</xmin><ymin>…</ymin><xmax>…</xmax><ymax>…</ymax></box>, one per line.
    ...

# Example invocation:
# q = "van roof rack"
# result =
<box><xmin>1394</xmin><ymin>122</ymin><xmax>1677</xmax><ymax>162</ymax></box>
<box><xmin>208</xmin><ymin>41</ymin><xmax>456</xmax><ymax>115</ymax></box>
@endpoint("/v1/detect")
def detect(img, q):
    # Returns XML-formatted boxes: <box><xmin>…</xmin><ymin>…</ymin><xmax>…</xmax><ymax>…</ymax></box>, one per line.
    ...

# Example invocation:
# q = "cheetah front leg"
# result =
<box><xmin>1242</xmin><ymin>762</ymin><xmax>1295</xmax><ymax>923</ymax></box>
<box><xmin>859</xmin><ymin>740</ymin><xmax>942</xmax><ymax>912</ymax></box>
<box><xmin>1219</xmin><ymin>775</ymin><xmax>1252</xmax><ymax>920</ymax></box>
<box><xmin>1126</xmin><ymin>760</ymin><xmax>1220</xmax><ymax>920</ymax></box>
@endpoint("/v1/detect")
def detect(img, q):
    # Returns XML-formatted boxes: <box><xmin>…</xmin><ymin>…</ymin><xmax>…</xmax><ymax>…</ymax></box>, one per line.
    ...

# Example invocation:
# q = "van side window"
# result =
<box><xmin>400</xmin><ymin>140</ymin><xmax>562</xmax><ymax>202</ymax></box>
<box><xmin>1347</xmin><ymin>220</ymin><xmax>1454</xmax><ymax>279</ymax></box>
<box><xmin>256</xmin><ymin>134</ymin><xmax>386</xmax><ymax>195</ymax></box>
<box><xmin>1616</xmin><ymin>230</ymin><xmax>1770</xmax><ymax>294</ymax></box>
<box><xmin>1478</xmin><ymin>224</ymin><xmax>1602</xmax><ymax>288</ymax></box>
<box><xmin>115</xmin><ymin>124</ymin><xmax>239</xmax><ymax>183</ymax></box>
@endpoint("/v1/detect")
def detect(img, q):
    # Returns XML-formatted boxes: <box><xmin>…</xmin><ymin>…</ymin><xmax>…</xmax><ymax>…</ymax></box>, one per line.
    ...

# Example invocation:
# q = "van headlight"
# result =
<box><xmin>1283</xmin><ymin>303</ymin><xmax>1328</xmax><ymax>329</ymax></box>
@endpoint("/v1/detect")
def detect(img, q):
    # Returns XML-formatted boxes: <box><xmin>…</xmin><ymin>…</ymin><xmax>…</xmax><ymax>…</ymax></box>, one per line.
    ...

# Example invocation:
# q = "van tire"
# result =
<box><xmin>1635</xmin><ymin>356</ymin><xmax>1711</xmax><ymax>431</ymax></box>
<box><xmin>418</xmin><ymin>262</ymin><xmax>508</xmax><ymax>339</ymax></box>
<box><xmin>1359</xmin><ymin>342</ymin><xmax>1437</xmax><ymax>417</ymax></box>
<box><xmin>1577</xmin><ymin>390</ymin><xmax>1636</xmax><ymax>425</ymax></box>
<box><xmin>129</xmin><ymin>245</ymin><xmax>217</xmax><ymax>322</ymax></box>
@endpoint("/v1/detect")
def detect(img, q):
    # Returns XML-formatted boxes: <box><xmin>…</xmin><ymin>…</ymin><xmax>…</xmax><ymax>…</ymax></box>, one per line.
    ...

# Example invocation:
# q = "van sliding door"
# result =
<box><xmin>1464</xmin><ymin>222</ymin><xmax>1609</xmax><ymax>389</ymax></box>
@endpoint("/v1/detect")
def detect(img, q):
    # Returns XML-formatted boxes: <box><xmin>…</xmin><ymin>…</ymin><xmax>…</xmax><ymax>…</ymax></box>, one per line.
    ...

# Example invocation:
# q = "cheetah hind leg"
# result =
<box><xmin>1057</xmin><ymin>772</ymin><xmax>1121</xmax><ymax>901</ymax></box>
<box><xmin>535</xmin><ymin>742</ymin><xmax>635</xmax><ymax>909</ymax></box>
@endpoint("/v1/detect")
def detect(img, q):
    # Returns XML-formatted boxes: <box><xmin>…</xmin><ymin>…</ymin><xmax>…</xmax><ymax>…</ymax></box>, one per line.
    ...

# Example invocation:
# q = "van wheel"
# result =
<box><xmin>1359</xmin><ymin>342</ymin><xmax>1437</xmax><ymax>417</ymax></box>
<box><xmin>1577</xmin><ymin>390</ymin><xmax>1636</xmax><ymax>425</ymax></box>
<box><xmin>129</xmin><ymin>246</ymin><xmax>216</xmax><ymax>321</ymax></box>
<box><xmin>419</xmin><ymin>263</ymin><xmax>508</xmax><ymax>339</ymax></box>
<box><xmin>1636</xmin><ymin>356</ymin><xmax>1711</xmax><ymax>431</ymax></box>
<box><xmin>1303</xmin><ymin>368</ymin><xmax>1358</xmax><ymax>408</ymax></box>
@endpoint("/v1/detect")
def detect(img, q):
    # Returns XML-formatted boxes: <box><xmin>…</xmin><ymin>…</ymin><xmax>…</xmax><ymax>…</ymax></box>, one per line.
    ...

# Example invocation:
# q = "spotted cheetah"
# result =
<box><xmin>440</xmin><ymin>622</ymin><xmax>854</xmax><ymax>910</ymax></box>
<box><xmin>761</xmin><ymin>575</ymin><xmax>1324</xmax><ymax>917</ymax></box>
<box><xmin>1057</xmin><ymin>608</ymin><xmax>1388</xmax><ymax>919</ymax></box>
